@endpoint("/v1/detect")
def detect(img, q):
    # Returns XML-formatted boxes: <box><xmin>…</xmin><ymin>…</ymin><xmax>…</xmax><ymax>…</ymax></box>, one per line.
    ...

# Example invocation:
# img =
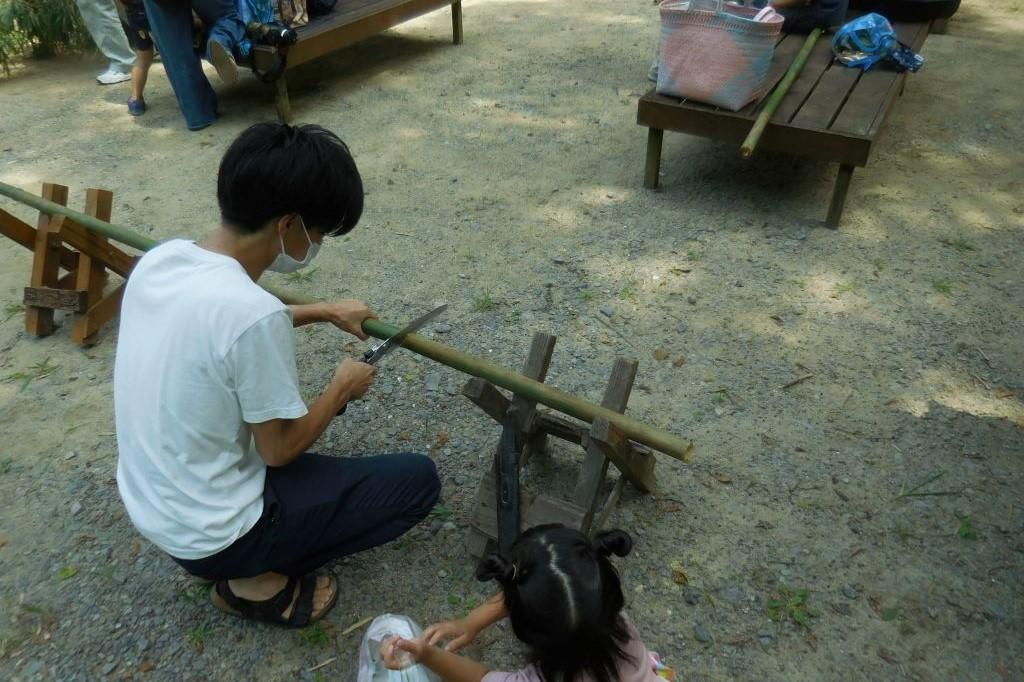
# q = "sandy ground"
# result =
<box><xmin>1</xmin><ymin>0</ymin><xmax>1022</xmax><ymax>679</ymax></box>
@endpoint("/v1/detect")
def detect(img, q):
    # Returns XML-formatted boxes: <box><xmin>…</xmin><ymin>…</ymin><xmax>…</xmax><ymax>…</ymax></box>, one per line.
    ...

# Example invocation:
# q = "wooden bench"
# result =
<box><xmin>637</xmin><ymin>18</ymin><xmax>933</xmax><ymax>228</ymax></box>
<box><xmin>251</xmin><ymin>0</ymin><xmax>463</xmax><ymax>121</ymax></box>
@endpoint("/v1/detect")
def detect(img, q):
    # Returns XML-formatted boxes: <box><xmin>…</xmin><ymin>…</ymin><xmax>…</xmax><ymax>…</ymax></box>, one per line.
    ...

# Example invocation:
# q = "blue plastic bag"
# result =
<box><xmin>832</xmin><ymin>13</ymin><xmax>924</xmax><ymax>72</ymax></box>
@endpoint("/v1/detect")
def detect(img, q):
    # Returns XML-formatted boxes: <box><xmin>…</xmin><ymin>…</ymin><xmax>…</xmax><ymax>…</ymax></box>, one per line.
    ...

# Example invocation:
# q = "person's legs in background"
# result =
<box><xmin>123</xmin><ymin>2</ymin><xmax>154</xmax><ymax>115</ymax></box>
<box><xmin>75</xmin><ymin>0</ymin><xmax>136</xmax><ymax>84</ymax></box>
<box><xmin>142</xmin><ymin>0</ymin><xmax>217</xmax><ymax>130</ymax></box>
<box><xmin>191</xmin><ymin>0</ymin><xmax>246</xmax><ymax>85</ymax></box>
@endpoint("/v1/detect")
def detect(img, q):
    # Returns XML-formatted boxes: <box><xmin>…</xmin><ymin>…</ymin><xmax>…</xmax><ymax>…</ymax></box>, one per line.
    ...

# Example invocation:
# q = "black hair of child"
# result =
<box><xmin>477</xmin><ymin>524</ymin><xmax>635</xmax><ymax>682</ymax></box>
<box><xmin>217</xmin><ymin>122</ymin><xmax>363</xmax><ymax>236</ymax></box>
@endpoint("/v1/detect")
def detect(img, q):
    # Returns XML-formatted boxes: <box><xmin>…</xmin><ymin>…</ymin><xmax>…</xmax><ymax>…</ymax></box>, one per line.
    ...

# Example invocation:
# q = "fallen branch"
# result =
<box><xmin>307</xmin><ymin>657</ymin><xmax>337</xmax><ymax>673</ymax></box>
<box><xmin>781</xmin><ymin>373</ymin><xmax>814</xmax><ymax>390</ymax></box>
<box><xmin>341</xmin><ymin>615</ymin><xmax>374</xmax><ymax>637</ymax></box>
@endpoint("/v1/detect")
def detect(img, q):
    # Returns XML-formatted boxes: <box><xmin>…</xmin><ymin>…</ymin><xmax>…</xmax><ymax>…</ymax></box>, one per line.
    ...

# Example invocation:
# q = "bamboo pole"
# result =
<box><xmin>0</xmin><ymin>180</ymin><xmax>694</xmax><ymax>461</ymax></box>
<box><xmin>740</xmin><ymin>28</ymin><xmax>823</xmax><ymax>159</ymax></box>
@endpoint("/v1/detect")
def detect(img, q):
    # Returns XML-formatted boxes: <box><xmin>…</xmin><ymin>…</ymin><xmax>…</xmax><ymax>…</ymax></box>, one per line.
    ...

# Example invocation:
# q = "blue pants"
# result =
<box><xmin>172</xmin><ymin>453</ymin><xmax>441</xmax><ymax>579</ymax></box>
<box><xmin>142</xmin><ymin>0</ymin><xmax>246</xmax><ymax>130</ymax></box>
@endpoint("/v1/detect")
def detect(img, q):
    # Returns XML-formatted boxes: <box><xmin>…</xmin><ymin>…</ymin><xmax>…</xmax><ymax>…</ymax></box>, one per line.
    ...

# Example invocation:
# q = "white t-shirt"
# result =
<box><xmin>114</xmin><ymin>239</ymin><xmax>308</xmax><ymax>560</ymax></box>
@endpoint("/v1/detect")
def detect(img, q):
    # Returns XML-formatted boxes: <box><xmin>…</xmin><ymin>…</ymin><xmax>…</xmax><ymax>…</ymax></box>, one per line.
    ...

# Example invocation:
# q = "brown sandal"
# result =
<box><xmin>210</xmin><ymin>574</ymin><xmax>337</xmax><ymax>628</ymax></box>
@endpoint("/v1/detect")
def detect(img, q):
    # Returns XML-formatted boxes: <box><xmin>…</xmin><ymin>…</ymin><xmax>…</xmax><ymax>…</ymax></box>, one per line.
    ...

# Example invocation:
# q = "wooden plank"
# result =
<box><xmin>865</xmin><ymin>22</ymin><xmax>932</xmax><ymax>140</ymax></box>
<box><xmin>644</xmin><ymin>128</ymin><xmax>664</xmax><ymax>189</ymax></box>
<box><xmin>772</xmin><ymin>35</ymin><xmax>836</xmax><ymax>123</ymax></box>
<box><xmin>72</xmin><ymin>282</ymin><xmax>126</xmax><ymax>345</ymax></box>
<box><xmin>0</xmin><ymin>207</ymin><xmax>79</xmax><ymax>271</ymax></box>
<box><xmin>286</xmin><ymin>0</ymin><xmax>456</xmax><ymax>68</ymax></box>
<box><xmin>25</xmin><ymin>183</ymin><xmax>68</xmax><ymax>336</ymax></box>
<box><xmin>512</xmin><ymin>333</ymin><xmax>557</xmax><ymax>465</ymax></box>
<box><xmin>56</xmin><ymin>218</ymin><xmax>138</xmax><ymax>278</ymax></box>
<box><xmin>75</xmin><ymin>189</ymin><xmax>112</xmax><ymax>345</ymax></box>
<box><xmin>825</xmin><ymin>164</ymin><xmax>855</xmax><ymax>228</ymax></box>
<box><xmin>23</xmin><ymin>286</ymin><xmax>88</xmax><ymax>312</ymax></box>
<box><xmin>790</xmin><ymin>60</ymin><xmax>861</xmax><ymax>130</ymax></box>
<box><xmin>830</xmin><ymin>22</ymin><xmax>931</xmax><ymax>136</ymax></box>
<box><xmin>471</xmin><ymin>473</ymin><xmax>585</xmax><ymax>542</ymax></box>
<box><xmin>638</xmin><ymin>91</ymin><xmax>872</xmax><ymax>166</ymax></box>
<box><xmin>589</xmin><ymin>418</ymin><xmax>658</xmax><ymax>495</ymax></box>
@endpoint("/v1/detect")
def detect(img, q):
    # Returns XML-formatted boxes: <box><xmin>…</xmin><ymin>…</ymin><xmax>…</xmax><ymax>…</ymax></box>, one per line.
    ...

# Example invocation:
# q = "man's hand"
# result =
<box><xmin>334</xmin><ymin>358</ymin><xmax>376</xmax><ymax>403</ymax></box>
<box><xmin>322</xmin><ymin>300</ymin><xmax>377</xmax><ymax>339</ymax></box>
<box><xmin>424</xmin><ymin>618</ymin><xmax>480</xmax><ymax>653</ymax></box>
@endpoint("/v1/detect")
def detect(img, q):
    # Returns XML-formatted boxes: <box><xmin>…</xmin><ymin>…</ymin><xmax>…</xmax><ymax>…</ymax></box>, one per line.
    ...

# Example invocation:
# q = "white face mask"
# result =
<box><xmin>268</xmin><ymin>217</ymin><xmax>320</xmax><ymax>274</ymax></box>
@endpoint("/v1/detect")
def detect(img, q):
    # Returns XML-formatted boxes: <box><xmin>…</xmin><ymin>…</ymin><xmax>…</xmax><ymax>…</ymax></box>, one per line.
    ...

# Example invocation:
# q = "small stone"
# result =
<box><xmin>27</xmin><ymin>660</ymin><xmax>43</xmax><ymax>675</ymax></box>
<box><xmin>842</xmin><ymin>584</ymin><xmax>859</xmax><ymax>600</ymax></box>
<box><xmin>687</xmin><ymin>296</ymin><xmax>698</xmax><ymax>305</ymax></box>
<box><xmin>71</xmin><ymin>501</ymin><xmax>83</xmax><ymax>516</ymax></box>
<box><xmin>458</xmin><ymin>273</ymin><xmax>469</xmax><ymax>279</ymax></box>
<box><xmin>438</xmin><ymin>569</ymin><xmax>448</xmax><ymax>579</ymax></box>
<box><xmin>434</xmin><ymin>323</ymin><xmax>452</xmax><ymax>334</ymax></box>
<box><xmin>927</xmin><ymin>606</ymin><xmax>940</xmax><ymax>619</ymax></box>
<box><xmin>445</xmin><ymin>383</ymin><xmax>459</xmax><ymax>396</ymax></box>
<box><xmin>600</xmin><ymin>306</ymin><xmax>614</xmax><ymax>317</ymax></box>
<box><xmin>684</xmin><ymin>587</ymin><xmax>702</xmax><ymax>605</ymax></box>
<box><xmin>553</xmin><ymin>256</ymin><xmax>566</xmax><ymax>264</ymax></box>
<box><xmin>694</xmin><ymin>623</ymin><xmax>712</xmax><ymax>643</ymax></box>
<box><xmin>719</xmin><ymin>585</ymin><xmax>744</xmax><ymax>604</ymax></box>
<box><xmin>425</xmin><ymin>373</ymin><xmax>441</xmax><ymax>392</ymax></box>
<box><xmin>102</xmin><ymin>661</ymin><xmax>117</xmax><ymax>675</ymax></box>
<box><xmin>65</xmin><ymin>450</ymin><xmax>78</xmax><ymax>460</ymax></box>
<box><xmin>442</xmin><ymin>522</ymin><xmax>457</xmax><ymax>532</ymax></box>
<box><xmin>757</xmin><ymin>628</ymin><xmax>774</xmax><ymax>640</ymax></box>
<box><xmin>734</xmin><ymin>280</ymin><xmax>744</xmax><ymax>287</ymax></box>
<box><xmin>380</xmin><ymin>385</ymin><xmax>394</xmax><ymax>396</ymax></box>
<box><xmin>138</xmin><ymin>637</ymin><xmax>151</xmax><ymax>651</ymax></box>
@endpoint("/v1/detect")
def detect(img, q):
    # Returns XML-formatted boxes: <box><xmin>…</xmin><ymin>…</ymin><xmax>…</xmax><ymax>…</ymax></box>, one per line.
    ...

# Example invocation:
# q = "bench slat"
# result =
<box><xmin>772</xmin><ymin>35</ymin><xmax>835</xmax><ymax>123</ymax></box>
<box><xmin>830</xmin><ymin>21</ymin><xmax>931</xmax><ymax>136</ymax></box>
<box><xmin>790</xmin><ymin>59</ymin><xmax>861</xmax><ymax>130</ymax></box>
<box><xmin>740</xmin><ymin>33</ymin><xmax>809</xmax><ymax>117</ymax></box>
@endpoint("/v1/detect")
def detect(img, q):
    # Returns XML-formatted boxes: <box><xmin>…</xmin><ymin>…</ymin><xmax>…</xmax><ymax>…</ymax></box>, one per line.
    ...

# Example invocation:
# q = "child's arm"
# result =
<box><xmin>385</xmin><ymin>637</ymin><xmax>491</xmax><ymax>682</ymax></box>
<box><xmin>424</xmin><ymin>592</ymin><xmax>508</xmax><ymax>652</ymax></box>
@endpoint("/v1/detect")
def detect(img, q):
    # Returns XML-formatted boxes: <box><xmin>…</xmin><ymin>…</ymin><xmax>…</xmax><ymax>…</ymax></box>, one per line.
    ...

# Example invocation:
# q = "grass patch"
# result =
<box><xmin>284</xmin><ymin>266</ymin><xmax>320</xmax><ymax>284</ymax></box>
<box><xmin>932</xmin><ymin>279</ymin><xmax>953</xmax><ymax>295</ymax></box>
<box><xmin>298</xmin><ymin>622</ymin><xmax>332</xmax><ymax>647</ymax></box>
<box><xmin>180</xmin><ymin>583</ymin><xmax>209</xmax><ymax>605</ymax></box>
<box><xmin>473</xmin><ymin>291</ymin><xmax>498</xmax><ymax>312</ymax></box>
<box><xmin>938</xmin><ymin>237</ymin><xmax>977</xmax><ymax>253</ymax></box>
<box><xmin>767</xmin><ymin>584</ymin><xmax>818</xmax><ymax>627</ymax></box>
<box><xmin>579</xmin><ymin>289</ymin><xmax>594</xmax><ymax>302</ymax></box>
<box><xmin>686</xmin><ymin>250</ymin><xmax>701</xmax><ymax>262</ymax></box>
<box><xmin>956</xmin><ymin>515</ymin><xmax>978</xmax><ymax>541</ymax></box>
<box><xmin>2</xmin><ymin>302</ymin><xmax>23</xmax><ymax>325</ymax></box>
<box><xmin>0</xmin><ymin>457</ymin><xmax>11</xmax><ymax>475</ymax></box>
<box><xmin>618</xmin><ymin>281</ymin><xmax>638</xmax><ymax>301</ymax></box>
<box><xmin>831</xmin><ymin>281</ymin><xmax>857</xmax><ymax>297</ymax></box>
<box><xmin>3</xmin><ymin>358</ymin><xmax>59</xmax><ymax>391</ymax></box>
<box><xmin>187</xmin><ymin>625</ymin><xmax>210</xmax><ymax>653</ymax></box>
<box><xmin>57</xmin><ymin>566</ymin><xmax>78</xmax><ymax>581</ymax></box>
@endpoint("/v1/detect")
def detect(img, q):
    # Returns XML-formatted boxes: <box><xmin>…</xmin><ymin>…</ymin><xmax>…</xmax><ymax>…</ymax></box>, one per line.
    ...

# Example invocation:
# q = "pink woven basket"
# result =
<box><xmin>656</xmin><ymin>0</ymin><xmax>784</xmax><ymax>111</ymax></box>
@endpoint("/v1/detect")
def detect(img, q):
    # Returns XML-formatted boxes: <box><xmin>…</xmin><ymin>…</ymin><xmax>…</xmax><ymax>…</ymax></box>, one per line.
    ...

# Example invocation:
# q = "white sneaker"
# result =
<box><xmin>97</xmin><ymin>66</ymin><xmax>132</xmax><ymax>85</ymax></box>
<box><xmin>209</xmin><ymin>41</ymin><xmax>238</xmax><ymax>86</ymax></box>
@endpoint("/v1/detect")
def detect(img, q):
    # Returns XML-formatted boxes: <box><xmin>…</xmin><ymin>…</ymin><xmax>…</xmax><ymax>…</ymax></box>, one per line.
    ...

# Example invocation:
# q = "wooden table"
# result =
<box><xmin>637</xmin><ymin>19</ymin><xmax>932</xmax><ymax>228</ymax></box>
<box><xmin>251</xmin><ymin>0</ymin><xmax>463</xmax><ymax>121</ymax></box>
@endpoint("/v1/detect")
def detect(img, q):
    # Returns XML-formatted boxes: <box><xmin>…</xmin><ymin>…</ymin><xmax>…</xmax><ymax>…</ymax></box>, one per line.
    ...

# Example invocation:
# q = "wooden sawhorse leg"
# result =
<box><xmin>826</xmin><ymin>164</ymin><xmax>855</xmax><ymax>229</ymax></box>
<box><xmin>644</xmin><ymin>128</ymin><xmax>664</xmax><ymax>189</ymax></box>
<box><xmin>452</xmin><ymin>1</ymin><xmax>463</xmax><ymax>45</ymax></box>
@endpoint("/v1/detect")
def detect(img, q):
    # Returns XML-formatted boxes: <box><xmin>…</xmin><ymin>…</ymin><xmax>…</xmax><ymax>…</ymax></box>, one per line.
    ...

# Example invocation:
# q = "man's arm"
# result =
<box><xmin>289</xmin><ymin>300</ymin><xmax>376</xmax><ymax>339</ymax></box>
<box><xmin>250</xmin><ymin>359</ymin><xmax>374</xmax><ymax>467</ymax></box>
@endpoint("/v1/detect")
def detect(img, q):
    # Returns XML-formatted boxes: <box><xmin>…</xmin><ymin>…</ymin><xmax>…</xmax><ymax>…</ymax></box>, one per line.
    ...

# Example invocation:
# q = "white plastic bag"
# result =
<box><xmin>357</xmin><ymin>614</ymin><xmax>440</xmax><ymax>682</ymax></box>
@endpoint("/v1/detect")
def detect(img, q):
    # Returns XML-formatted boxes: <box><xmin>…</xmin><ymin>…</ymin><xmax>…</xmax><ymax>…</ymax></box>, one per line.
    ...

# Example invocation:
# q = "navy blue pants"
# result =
<box><xmin>142</xmin><ymin>0</ymin><xmax>246</xmax><ymax>129</ymax></box>
<box><xmin>174</xmin><ymin>453</ymin><xmax>441</xmax><ymax>579</ymax></box>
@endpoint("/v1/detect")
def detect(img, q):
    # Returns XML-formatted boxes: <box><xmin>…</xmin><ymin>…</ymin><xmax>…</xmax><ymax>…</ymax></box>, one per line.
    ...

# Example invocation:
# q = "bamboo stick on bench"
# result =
<box><xmin>741</xmin><ymin>28</ymin><xmax>823</xmax><ymax>159</ymax></box>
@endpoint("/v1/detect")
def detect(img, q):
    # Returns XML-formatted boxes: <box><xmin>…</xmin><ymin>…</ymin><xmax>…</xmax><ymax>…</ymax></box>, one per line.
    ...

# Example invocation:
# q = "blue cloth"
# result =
<box><xmin>172</xmin><ymin>453</ymin><xmax>441</xmax><ymax>579</ymax></box>
<box><xmin>237</xmin><ymin>0</ymin><xmax>276</xmax><ymax>59</ymax></box>
<box><xmin>142</xmin><ymin>0</ymin><xmax>246</xmax><ymax>130</ymax></box>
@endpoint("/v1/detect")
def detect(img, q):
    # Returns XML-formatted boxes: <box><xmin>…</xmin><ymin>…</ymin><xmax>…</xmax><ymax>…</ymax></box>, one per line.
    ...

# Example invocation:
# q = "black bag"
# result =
<box><xmin>849</xmin><ymin>0</ymin><xmax>961</xmax><ymax>22</ymax></box>
<box><xmin>309</xmin><ymin>0</ymin><xmax>338</xmax><ymax>16</ymax></box>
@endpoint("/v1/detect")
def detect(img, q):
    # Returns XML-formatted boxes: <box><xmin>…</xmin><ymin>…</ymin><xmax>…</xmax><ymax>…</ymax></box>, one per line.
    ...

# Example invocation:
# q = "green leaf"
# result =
<box><xmin>957</xmin><ymin>517</ymin><xmax>978</xmax><ymax>540</ymax></box>
<box><xmin>58</xmin><ymin>566</ymin><xmax>78</xmax><ymax>581</ymax></box>
<box><xmin>882</xmin><ymin>608</ymin><xmax>898</xmax><ymax>621</ymax></box>
<box><xmin>792</xmin><ymin>608</ymin><xmax>808</xmax><ymax>626</ymax></box>
<box><xmin>767</xmin><ymin>599</ymin><xmax>784</xmax><ymax>609</ymax></box>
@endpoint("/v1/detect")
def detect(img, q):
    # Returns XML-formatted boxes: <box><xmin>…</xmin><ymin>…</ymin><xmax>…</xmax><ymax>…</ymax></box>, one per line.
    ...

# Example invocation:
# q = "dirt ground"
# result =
<box><xmin>1</xmin><ymin>0</ymin><xmax>1022</xmax><ymax>680</ymax></box>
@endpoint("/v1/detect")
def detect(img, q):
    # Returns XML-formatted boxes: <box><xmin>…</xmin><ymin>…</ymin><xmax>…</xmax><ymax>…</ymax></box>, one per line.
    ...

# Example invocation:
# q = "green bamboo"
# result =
<box><xmin>268</xmin><ymin>283</ymin><xmax>693</xmax><ymax>461</ymax></box>
<box><xmin>0</xmin><ymin>181</ymin><xmax>158</xmax><ymax>252</ymax></box>
<box><xmin>740</xmin><ymin>28</ymin><xmax>823</xmax><ymax>159</ymax></box>
<box><xmin>2</xmin><ymin>181</ymin><xmax>693</xmax><ymax>461</ymax></box>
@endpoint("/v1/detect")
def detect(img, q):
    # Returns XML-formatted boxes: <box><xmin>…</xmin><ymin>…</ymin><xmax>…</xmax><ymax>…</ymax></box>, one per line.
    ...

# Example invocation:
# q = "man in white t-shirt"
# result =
<box><xmin>114</xmin><ymin>122</ymin><xmax>440</xmax><ymax>627</ymax></box>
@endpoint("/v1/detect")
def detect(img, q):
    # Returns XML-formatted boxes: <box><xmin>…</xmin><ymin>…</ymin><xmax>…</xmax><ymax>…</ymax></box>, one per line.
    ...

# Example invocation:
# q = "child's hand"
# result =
<box><xmin>381</xmin><ymin>636</ymin><xmax>429</xmax><ymax>669</ymax></box>
<box><xmin>423</xmin><ymin>618</ymin><xmax>479</xmax><ymax>652</ymax></box>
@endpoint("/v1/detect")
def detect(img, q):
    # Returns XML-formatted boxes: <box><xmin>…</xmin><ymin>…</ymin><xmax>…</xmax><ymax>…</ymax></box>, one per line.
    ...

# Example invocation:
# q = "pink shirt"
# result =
<box><xmin>481</xmin><ymin>616</ymin><xmax>659</xmax><ymax>682</ymax></box>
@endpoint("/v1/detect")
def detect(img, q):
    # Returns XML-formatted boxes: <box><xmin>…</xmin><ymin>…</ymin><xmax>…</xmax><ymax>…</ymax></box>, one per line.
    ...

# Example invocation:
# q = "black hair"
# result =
<box><xmin>216</xmin><ymin>122</ymin><xmax>363</xmax><ymax>236</ymax></box>
<box><xmin>476</xmin><ymin>525</ymin><xmax>635</xmax><ymax>682</ymax></box>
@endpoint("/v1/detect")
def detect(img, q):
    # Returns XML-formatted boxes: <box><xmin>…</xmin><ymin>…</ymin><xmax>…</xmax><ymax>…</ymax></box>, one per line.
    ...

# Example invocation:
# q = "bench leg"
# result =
<box><xmin>826</xmin><ymin>164</ymin><xmax>855</xmax><ymax>229</ymax></box>
<box><xmin>643</xmin><ymin>128</ymin><xmax>663</xmax><ymax>189</ymax></box>
<box><xmin>931</xmin><ymin>17</ymin><xmax>949</xmax><ymax>34</ymax></box>
<box><xmin>452</xmin><ymin>2</ymin><xmax>463</xmax><ymax>45</ymax></box>
<box><xmin>275</xmin><ymin>77</ymin><xmax>291</xmax><ymax>123</ymax></box>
